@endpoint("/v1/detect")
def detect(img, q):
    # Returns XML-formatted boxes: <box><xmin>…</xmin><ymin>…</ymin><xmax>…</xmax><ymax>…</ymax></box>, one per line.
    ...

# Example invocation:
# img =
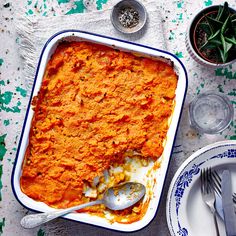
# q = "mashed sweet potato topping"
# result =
<box><xmin>20</xmin><ymin>41</ymin><xmax>177</xmax><ymax>213</ymax></box>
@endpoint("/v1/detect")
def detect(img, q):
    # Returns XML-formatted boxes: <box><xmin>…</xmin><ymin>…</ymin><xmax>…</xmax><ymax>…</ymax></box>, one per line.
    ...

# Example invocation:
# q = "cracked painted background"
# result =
<box><xmin>0</xmin><ymin>0</ymin><xmax>236</xmax><ymax>235</ymax></box>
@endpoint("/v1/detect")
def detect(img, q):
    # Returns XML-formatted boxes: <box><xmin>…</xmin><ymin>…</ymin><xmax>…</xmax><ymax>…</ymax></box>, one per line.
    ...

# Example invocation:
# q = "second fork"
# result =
<box><xmin>201</xmin><ymin>168</ymin><xmax>220</xmax><ymax>236</ymax></box>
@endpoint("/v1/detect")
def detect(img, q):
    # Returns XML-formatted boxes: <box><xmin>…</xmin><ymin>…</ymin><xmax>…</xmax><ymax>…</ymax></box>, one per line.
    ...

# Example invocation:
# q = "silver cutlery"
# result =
<box><xmin>20</xmin><ymin>182</ymin><xmax>146</xmax><ymax>229</ymax></box>
<box><xmin>221</xmin><ymin>170</ymin><xmax>236</xmax><ymax>236</ymax></box>
<box><xmin>211</xmin><ymin>170</ymin><xmax>236</xmax><ymax>204</ymax></box>
<box><xmin>201</xmin><ymin>168</ymin><xmax>220</xmax><ymax>236</ymax></box>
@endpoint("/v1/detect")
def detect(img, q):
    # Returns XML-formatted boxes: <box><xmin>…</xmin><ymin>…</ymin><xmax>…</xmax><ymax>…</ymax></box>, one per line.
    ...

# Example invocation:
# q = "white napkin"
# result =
<box><xmin>15</xmin><ymin>0</ymin><xmax>184</xmax><ymax>160</ymax></box>
<box><xmin>14</xmin><ymin>2</ymin><xmax>184</xmax><ymax>234</ymax></box>
<box><xmin>15</xmin><ymin>0</ymin><xmax>166</xmax><ymax>90</ymax></box>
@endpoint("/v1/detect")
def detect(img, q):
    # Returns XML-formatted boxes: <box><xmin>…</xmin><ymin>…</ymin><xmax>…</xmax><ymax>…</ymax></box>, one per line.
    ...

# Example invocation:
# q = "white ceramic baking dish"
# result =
<box><xmin>12</xmin><ymin>30</ymin><xmax>188</xmax><ymax>232</ymax></box>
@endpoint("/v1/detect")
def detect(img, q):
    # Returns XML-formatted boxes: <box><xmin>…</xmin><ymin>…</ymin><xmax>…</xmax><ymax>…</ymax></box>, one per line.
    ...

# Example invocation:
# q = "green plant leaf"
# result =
<box><xmin>225</xmin><ymin>41</ymin><xmax>233</xmax><ymax>52</ymax></box>
<box><xmin>199</xmin><ymin>37</ymin><xmax>222</xmax><ymax>51</ymax></box>
<box><xmin>199</xmin><ymin>22</ymin><xmax>211</xmax><ymax>35</ymax></box>
<box><xmin>225</xmin><ymin>36</ymin><xmax>236</xmax><ymax>44</ymax></box>
<box><xmin>208</xmin><ymin>29</ymin><xmax>220</xmax><ymax>41</ymax></box>
<box><xmin>210</xmin><ymin>39</ymin><xmax>222</xmax><ymax>46</ymax></box>
<box><xmin>199</xmin><ymin>40</ymin><xmax>210</xmax><ymax>50</ymax></box>
<box><xmin>200</xmin><ymin>41</ymin><xmax>218</xmax><ymax>50</ymax></box>
<box><xmin>218</xmin><ymin>47</ymin><xmax>228</xmax><ymax>63</ymax></box>
<box><xmin>218</xmin><ymin>2</ymin><xmax>230</xmax><ymax>23</ymax></box>
<box><xmin>221</xmin><ymin>33</ymin><xmax>226</xmax><ymax>51</ymax></box>
<box><xmin>221</xmin><ymin>33</ymin><xmax>233</xmax><ymax>55</ymax></box>
<box><xmin>232</xmin><ymin>18</ymin><xmax>236</xmax><ymax>28</ymax></box>
<box><xmin>221</xmin><ymin>15</ymin><xmax>231</xmax><ymax>35</ymax></box>
<box><xmin>206</xmin><ymin>16</ymin><xmax>223</xmax><ymax>34</ymax></box>
<box><xmin>231</xmin><ymin>14</ymin><xmax>236</xmax><ymax>21</ymax></box>
<box><xmin>216</xmin><ymin>5</ymin><xmax>223</xmax><ymax>21</ymax></box>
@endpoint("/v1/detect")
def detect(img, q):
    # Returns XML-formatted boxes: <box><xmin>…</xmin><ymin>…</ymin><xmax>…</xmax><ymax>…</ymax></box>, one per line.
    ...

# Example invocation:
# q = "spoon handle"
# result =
<box><xmin>21</xmin><ymin>199</ymin><xmax>103</xmax><ymax>229</ymax></box>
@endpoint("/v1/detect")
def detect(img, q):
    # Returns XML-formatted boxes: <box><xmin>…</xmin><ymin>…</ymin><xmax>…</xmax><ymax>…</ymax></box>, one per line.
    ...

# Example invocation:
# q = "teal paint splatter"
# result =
<box><xmin>1</xmin><ymin>106</ymin><xmax>21</xmax><ymax>113</ymax></box>
<box><xmin>196</xmin><ymin>88</ymin><xmax>200</xmax><ymax>95</ymax></box>
<box><xmin>34</xmin><ymin>0</ymin><xmax>39</xmax><ymax>8</ymax></box>
<box><xmin>169</xmin><ymin>31</ymin><xmax>176</xmax><ymax>40</ymax></box>
<box><xmin>175</xmin><ymin>52</ymin><xmax>184</xmax><ymax>58</ymax></box>
<box><xmin>178</xmin><ymin>13</ymin><xmax>183</xmax><ymax>20</ymax></box>
<box><xmin>15</xmin><ymin>37</ymin><xmax>20</xmax><ymax>44</ymax></box>
<box><xmin>0</xmin><ymin>218</ymin><xmax>5</xmax><ymax>234</ymax></box>
<box><xmin>57</xmin><ymin>0</ymin><xmax>70</xmax><ymax>4</ymax></box>
<box><xmin>37</xmin><ymin>229</ymin><xmax>45</xmax><ymax>236</ymax></box>
<box><xmin>0</xmin><ymin>92</ymin><xmax>21</xmax><ymax>113</ymax></box>
<box><xmin>230</xmin><ymin>135</ymin><xmax>236</xmax><ymax>140</ymax></box>
<box><xmin>12</xmin><ymin>147</ymin><xmax>17</xmax><ymax>151</ymax></box>
<box><xmin>215</xmin><ymin>68</ymin><xmax>224</xmax><ymax>76</ymax></box>
<box><xmin>27</xmin><ymin>0</ymin><xmax>32</xmax><ymax>5</ymax></box>
<box><xmin>0</xmin><ymin>59</ymin><xmax>4</xmax><ymax>66</ymax></box>
<box><xmin>16</xmin><ymin>87</ymin><xmax>27</xmax><ymax>97</ymax></box>
<box><xmin>196</xmin><ymin>83</ymin><xmax>205</xmax><ymax>95</ymax></box>
<box><xmin>226</xmin><ymin>71</ymin><xmax>234</xmax><ymax>80</ymax></box>
<box><xmin>0</xmin><ymin>91</ymin><xmax>13</xmax><ymax>105</ymax></box>
<box><xmin>177</xmin><ymin>2</ymin><xmax>183</xmax><ymax>8</ymax></box>
<box><xmin>96</xmin><ymin>0</ymin><xmax>108</xmax><ymax>10</ymax></box>
<box><xmin>215</xmin><ymin>67</ymin><xmax>236</xmax><ymax>80</ymax></box>
<box><xmin>3</xmin><ymin>120</ymin><xmax>10</xmax><ymax>126</ymax></box>
<box><xmin>66</xmin><ymin>1</ymin><xmax>85</xmax><ymax>14</ymax></box>
<box><xmin>0</xmin><ymin>135</ymin><xmax>6</xmax><ymax>202</ymax></box>
<box><xmin>0</xmin><ymin>81</ymin><xmax>5</xmax><ymax>86</ymax></box>
<box><xmin>27</xmin><ymin>9</ymin><xmax>34</xmax><ymax>15</ymax></box>
<box><xmin>228</xmin><ymin>89</ymin><xmax>236</xmax><ymax>96</ymax></box>
<box><xmin>230</xmin><ymin>121</ymin><xmax>236</xmax><ymax>130</ymax></box>
<box><xmin>204</xmin><ymin>0</ymin><xmax>213</xmax><ymax>6</ymax></box>
<box><xmin>0</xmin><ymin>134</ymin><xmax>7</xmax><ymax>161</ymax></box>
<box><xmin>217</xmin><ymin>84</ymin><xmax>224</xmax><ymax>93</ymax></box>
<box><xmin>0</xmin><ymin>165</ymin><xmax>2</xmax><ymax>202</ymax></box>
<box><xmin>196</xmin><ymin>87</ymin><xmax>201</xmax><ymax>95</ymax></box>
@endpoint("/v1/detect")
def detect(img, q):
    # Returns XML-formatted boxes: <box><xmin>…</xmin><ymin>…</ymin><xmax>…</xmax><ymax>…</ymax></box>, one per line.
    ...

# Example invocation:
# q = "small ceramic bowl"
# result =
<box><xmin>111</xmin><ymin>0</ymin><xmax>147</xmax><ymax>34</ymax></box>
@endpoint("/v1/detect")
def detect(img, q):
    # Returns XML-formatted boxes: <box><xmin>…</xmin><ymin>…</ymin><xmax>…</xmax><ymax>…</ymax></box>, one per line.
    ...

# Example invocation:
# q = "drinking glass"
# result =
<box><xmin>189</xmin><ymin>91</ymin><xmax>234</xmax><ymax>134</ymax></box>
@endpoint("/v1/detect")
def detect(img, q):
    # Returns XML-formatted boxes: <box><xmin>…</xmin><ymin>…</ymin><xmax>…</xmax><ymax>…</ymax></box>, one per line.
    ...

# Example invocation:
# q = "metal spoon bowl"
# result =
<box><xmin>21</xmin><ymin>182</ymin><xmax>146</xmax><ymax>229</ymax></box>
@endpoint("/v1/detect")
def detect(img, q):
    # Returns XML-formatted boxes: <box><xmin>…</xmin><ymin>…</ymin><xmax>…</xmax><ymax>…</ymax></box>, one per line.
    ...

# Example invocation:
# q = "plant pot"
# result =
<box><xmin>186</xmin><ymin>5</ymin><xmax>236</xmax><ymax>67</ymax></box>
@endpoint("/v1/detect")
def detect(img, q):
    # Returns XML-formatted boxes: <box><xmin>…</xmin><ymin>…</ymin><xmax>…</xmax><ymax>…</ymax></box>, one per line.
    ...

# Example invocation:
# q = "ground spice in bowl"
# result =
<box><xmin>118</xmin><ymin>7</ymin><xmax>139</xmax><ymax>28</ymax></box>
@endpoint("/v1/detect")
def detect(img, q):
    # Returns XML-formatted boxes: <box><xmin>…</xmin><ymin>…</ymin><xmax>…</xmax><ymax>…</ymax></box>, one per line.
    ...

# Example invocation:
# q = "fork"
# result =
<box><xmin>211</xmin><ymin>170</ymin><xmax>236</xmax><ymax>204</ymax></box>
<box><xmin>201</xmin><ymin>168</ymin><xmax>220</xmax><ymax>236</ymax></box>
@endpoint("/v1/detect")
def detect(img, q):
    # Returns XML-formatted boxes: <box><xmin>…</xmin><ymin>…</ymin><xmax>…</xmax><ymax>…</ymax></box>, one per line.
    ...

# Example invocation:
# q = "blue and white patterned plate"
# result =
<box><xmin>166</xmin><ymin>141</ymin><xmax>236</xmax><ymax>236</ymax></box>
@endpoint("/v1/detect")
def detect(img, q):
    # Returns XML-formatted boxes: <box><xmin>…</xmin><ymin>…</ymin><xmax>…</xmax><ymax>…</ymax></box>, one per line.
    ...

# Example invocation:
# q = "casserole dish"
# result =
<box><xmin>12</xmin><ymin>30</ymin><xmax>187</xmax><ymax>232</ymax></box>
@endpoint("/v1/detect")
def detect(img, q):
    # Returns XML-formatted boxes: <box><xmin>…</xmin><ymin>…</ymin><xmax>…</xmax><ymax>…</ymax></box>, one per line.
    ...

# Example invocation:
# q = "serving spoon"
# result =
<box><xmin>21</xmin><ymin>182</ymin><xmax>146</xmax><ymax>229</ymax></box>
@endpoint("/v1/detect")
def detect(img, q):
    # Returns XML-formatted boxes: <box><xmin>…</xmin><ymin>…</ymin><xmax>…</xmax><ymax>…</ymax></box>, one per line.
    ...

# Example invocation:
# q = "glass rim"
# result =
<box><xmin>189</xmin><ymin>91</ymin><xmax>234</xmax><ymax>134</ymax></box>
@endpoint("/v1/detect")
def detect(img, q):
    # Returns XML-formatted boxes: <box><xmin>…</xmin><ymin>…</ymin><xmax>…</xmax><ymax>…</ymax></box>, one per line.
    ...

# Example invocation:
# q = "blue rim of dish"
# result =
<box><xmin>167</xmin><ymin>142</ymin><xmax>236</xmax><ymax>236</ymax></box>
<box><xmin>11</xmin><ymin>29</ymin><xmax>188</xmax><ymax>233</ymax></box>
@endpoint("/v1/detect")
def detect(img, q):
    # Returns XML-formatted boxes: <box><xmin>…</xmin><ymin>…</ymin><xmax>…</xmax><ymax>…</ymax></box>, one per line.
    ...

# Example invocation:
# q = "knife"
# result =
<box><xmin>215</xmin><ymin>189</ymin><xmax>236</xmax><ymax>221</ymax></box>
<box><xmin>222</xmin><ymin>169</ymin><xmax>236</xmax><ymax>236</ymax></box>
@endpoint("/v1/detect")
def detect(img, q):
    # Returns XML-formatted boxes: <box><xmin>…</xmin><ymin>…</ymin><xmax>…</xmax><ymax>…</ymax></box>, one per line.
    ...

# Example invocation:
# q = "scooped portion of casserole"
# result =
<box><xmin>20</xmin><ymin>41</ymin><xmax>177</xmax><ymax>217</ymax></box>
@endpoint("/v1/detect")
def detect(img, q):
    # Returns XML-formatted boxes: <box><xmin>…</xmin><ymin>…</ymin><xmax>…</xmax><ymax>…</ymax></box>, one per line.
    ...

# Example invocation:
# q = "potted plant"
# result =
<box><xmin>186</xmin><ymin>2</ymin><xmax>236</xmax><ymax>67</ymax></box>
